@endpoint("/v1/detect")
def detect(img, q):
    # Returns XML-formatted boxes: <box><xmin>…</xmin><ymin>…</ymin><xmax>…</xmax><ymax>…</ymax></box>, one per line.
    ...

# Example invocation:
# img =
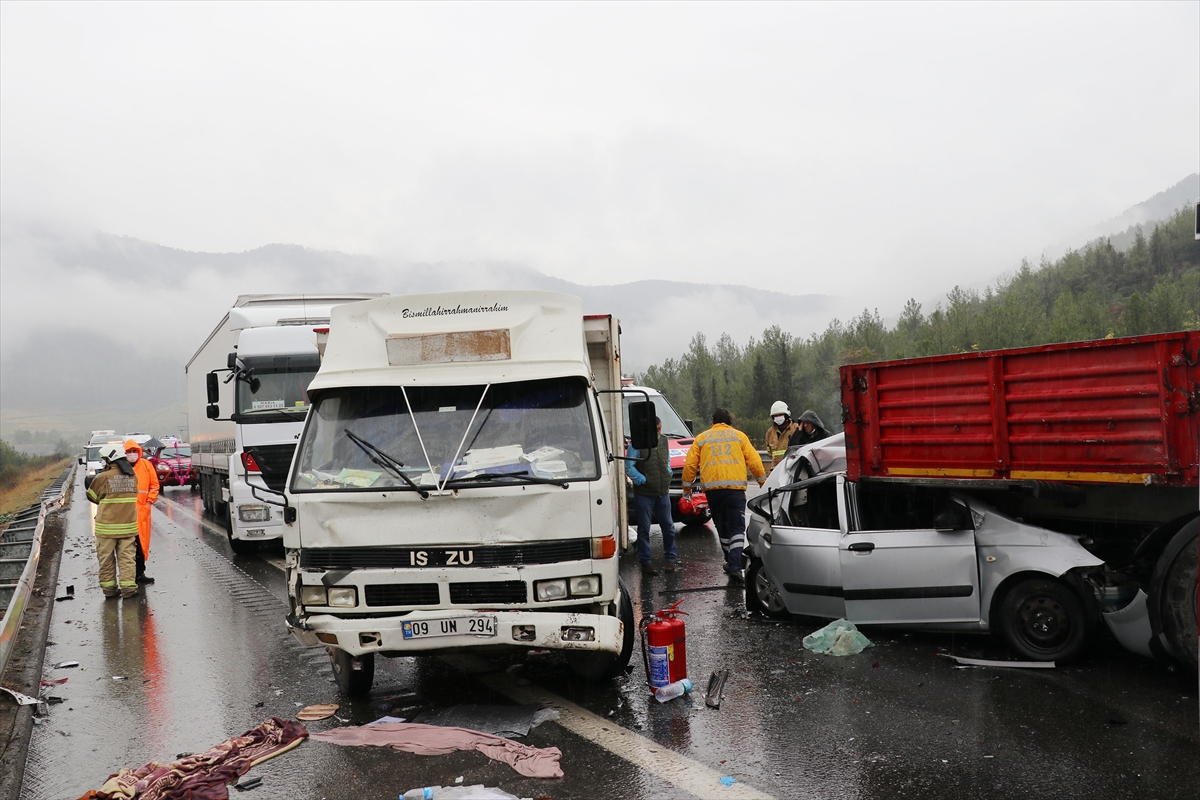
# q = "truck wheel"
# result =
<box><xmin>569</xmin><ymin>578</ymin><xmax>635</xmax><ymax>681</ymax></box>
<box><xmin>745</xmin><ymin>556</ymin><xmax>789</xmax><ymax>619</ymax></box>
<box><xmin>1151</xmin><ymin>520</ymin><xmax>1198</xmax><ymax>671</ymax></box>
<box><xmin>328</xmin><ymin>647</ymin><xmax>375</xmax><ymax>696</ymax></box>
<box><xmin>998</xmin><ymin>577</ymin><xmax>1088</xmax><ymax>662</ymax></box>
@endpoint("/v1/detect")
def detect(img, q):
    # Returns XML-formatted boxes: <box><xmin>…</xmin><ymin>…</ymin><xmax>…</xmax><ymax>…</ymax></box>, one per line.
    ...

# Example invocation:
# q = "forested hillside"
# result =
<box><xmin>637</xmin><ymin>206</ymin><xmax>1200</xmax><ymax>445</ymax></box>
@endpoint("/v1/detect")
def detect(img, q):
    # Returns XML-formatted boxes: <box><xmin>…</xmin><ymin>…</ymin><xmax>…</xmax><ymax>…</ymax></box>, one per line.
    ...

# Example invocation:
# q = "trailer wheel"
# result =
<box><xmin>1152</xmin><ymin>520</ymin><xmax>1198</xmax><ymax>671</ymax></box>
<box><xmin>745</xmin><ymin>556</ymin><xmax>789</xmax><ymax>619</ymax></box>
<box><xmin>328</xmin><ymin>647</ymin><xmax>375</xmax><ymax>696</ymax></box>
<box><xmin>998</xmin><ymin>577</ymin><xmax>1089</xmax><ymax>662</ymax></box>
<box><xmin>569</xmin><ymin>578</ymin><xmax>635</xmax><ymax>681</ymax></box>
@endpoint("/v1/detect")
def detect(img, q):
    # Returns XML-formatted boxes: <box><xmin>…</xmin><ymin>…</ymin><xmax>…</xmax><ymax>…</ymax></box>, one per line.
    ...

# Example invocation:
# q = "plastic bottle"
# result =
<box><xmin>654</xmin><ymin>677</ymin><xmax>694</xmax><ymax>703</ymax></box>
<box><xmin>401</xmin><ymin>789</ymin><xmax>439</xmax><ymax>800</ymax></box>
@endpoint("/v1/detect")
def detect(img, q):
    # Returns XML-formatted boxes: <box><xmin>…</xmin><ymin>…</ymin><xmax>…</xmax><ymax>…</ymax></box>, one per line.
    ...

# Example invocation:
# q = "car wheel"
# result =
<box><xmin>1151</xmin><ymin>519</ymin><xmax>1198</xmax><ymax>671</ymax></box>
<box><xmin>745</xmin><ymin>556</ymin><xmax>789</xmax><ymax>619</ymax></box>
<box><xmin>569</xmin><ymin>578</ymin><xmax>635</xmax><ymax>681</ymax></box>
<box><xmin>997</xmin><ymin>577</ymin><xmax>1089</xmax><ymax>662</ymax></box>
<box><xmin>328</xmin><ymin>647</ymin><xmax>375</xmax><ymax>696</ymax></box>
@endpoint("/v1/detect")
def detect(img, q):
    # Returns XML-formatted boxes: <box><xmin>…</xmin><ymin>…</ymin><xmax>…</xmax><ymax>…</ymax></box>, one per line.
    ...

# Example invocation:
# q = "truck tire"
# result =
<box><xmin>997</xmin><ymin>577</ymin><xmax>1089</xmax><ymax>662</ymax></box>
<box><xmin>745</xmin><ymin>556</ymin><xmax>789</xmax><ymax>619</ymax></box>
<box><xmin>569</xmin><ymin>578</ymin><xmax>635</xmax><ymax>681</ymax></box>
<box><xmin>1150</xmin><ymin>519</ymin><xmax>1198</xmax><ymax>671</ymax></box>
<box><xmin>328</xmin><ymin>647</ymin><xmax>375</xmax><ymax>696</ymax></box>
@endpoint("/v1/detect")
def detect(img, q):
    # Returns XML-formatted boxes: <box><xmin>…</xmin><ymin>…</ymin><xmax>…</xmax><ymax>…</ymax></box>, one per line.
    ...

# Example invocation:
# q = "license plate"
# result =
<box><xmin>402</xmin><ymin>616</ymin><xmax>496</xmax><ymax>640</ymax></box>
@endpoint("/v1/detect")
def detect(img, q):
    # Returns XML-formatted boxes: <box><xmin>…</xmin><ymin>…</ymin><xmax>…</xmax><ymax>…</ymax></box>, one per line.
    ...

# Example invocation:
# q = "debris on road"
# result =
<box><xmin>941</xmin><ymin>654</ymin><xmax>1056</xmax><ymax>669</ymax></box>
<box><xmin>414</xmin><ymin>703</ymin><xmax>558</xmax><ymax>738</ymax></box>
<box><xmin>52</xmin><ymin>660</ymin><xmax>79</xmax><ymax>669</ymax></box>
<box><xmin>720</xmin><ymin>776</ymin><xmax>736</xmax><ymax>787</ymax></box>
<box><xmin>296</xmin><ymin>703</ymin><xmax>339</xmax><ymax>721</ymax></box>
<box><xmin>402</xmin><ymin>786</ymin><xmax>520</xmax><ymax>799</ymax></box>
<box><xmin>311</xmin><ymin>721</ymin><xmax>564</xmax><ymax>778</ymax></box>
<box><xmin>802</xmin><ymin>620</ymin><xmax>873</xmax><ymax>656</ymax></box>
<box><xmin>76</xmin><ymin>717</ymin><xmax>308</xmax><ymax>799</ymax></box>
<box><xmin>705</xmin><ymin>669</ymin><xmax>729</xmax><ymax>709</ymax></box>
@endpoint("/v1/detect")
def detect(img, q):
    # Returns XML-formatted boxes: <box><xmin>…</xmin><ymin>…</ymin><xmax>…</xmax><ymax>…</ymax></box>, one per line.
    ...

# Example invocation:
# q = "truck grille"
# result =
<box><xmin>364</xmin><ymin>583</ymin><xmax>440</xmax><ymax>607</ymax></box>
<box><xmin>299</xmin><ymin>539</ymin><xmax>591</xmax><ymax>570</ymax></box>
<box><xmin>449</xmin><ymin>580</ymin><xmax>527</xmax><ymax>605</ymax></box>
<box><xmin>244</xmin><ymin>444</ymin><xmax>296</xmax><ymax>492</ymax></box>
<box><xmin>670</xmin><ymin>467</ymin><xmax>683</xmax><ymax>491</ymax></box>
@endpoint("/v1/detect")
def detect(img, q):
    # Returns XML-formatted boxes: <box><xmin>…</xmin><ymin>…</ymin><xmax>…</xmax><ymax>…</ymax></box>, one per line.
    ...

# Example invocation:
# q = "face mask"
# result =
<box><xmin>126</xmin><ymin>452</ymin><xmax>138</xmax><ymax>463</ymax></box>
<box><xmin>773</xmin><ymin>415</ymin><xmax>786</xmax><ymax>426</ymax></box>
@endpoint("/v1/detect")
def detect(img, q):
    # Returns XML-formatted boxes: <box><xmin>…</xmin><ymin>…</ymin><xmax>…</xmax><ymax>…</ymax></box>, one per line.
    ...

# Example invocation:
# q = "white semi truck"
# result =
<box><xmin>281</xmin><ymin>291</ymin><xmax>646</xmax><ymax>693</ymax></box>
<box><xmin>186</xmin><ymin>294</ymin><xmax>383</xmax><ymax>553</ymax></box>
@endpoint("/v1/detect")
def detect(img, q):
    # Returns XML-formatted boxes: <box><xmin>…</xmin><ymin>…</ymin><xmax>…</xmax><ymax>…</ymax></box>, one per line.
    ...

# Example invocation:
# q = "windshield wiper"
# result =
<box><xmin>344</xmin><ymin>429</ymin><xmax>429</xmax><ymax>499</ymax></box>
<box><xmin>445</xmin><ymin>470</ymin><xmax>570</xmax><ymax>490</ymax></box>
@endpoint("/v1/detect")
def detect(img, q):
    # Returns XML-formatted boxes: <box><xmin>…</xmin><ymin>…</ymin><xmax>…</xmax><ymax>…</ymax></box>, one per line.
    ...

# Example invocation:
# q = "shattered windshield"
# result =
<box><xmin>291</xmin><ymin>377</ymin><xmax>599</xmax><ymax>492</ymax></box>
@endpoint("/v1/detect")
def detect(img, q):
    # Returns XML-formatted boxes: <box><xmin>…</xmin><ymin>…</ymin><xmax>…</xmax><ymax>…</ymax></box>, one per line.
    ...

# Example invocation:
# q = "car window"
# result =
<box><xmin>787</xmin><ymin>476</ymin><xmax>840</xmax><ymax>530</ymax></box>
<box><xmin>854</xmin><ymin>481</ymin><xmax>951</xmax><ymax>531</ymax></box>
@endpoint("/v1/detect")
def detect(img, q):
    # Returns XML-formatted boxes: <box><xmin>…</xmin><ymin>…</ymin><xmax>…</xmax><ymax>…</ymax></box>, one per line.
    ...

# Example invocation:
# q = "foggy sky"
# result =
<box><xmin>1</xmin><ymin>2</ymin><xmax>1198</xmax><ymax>432</ymax></box>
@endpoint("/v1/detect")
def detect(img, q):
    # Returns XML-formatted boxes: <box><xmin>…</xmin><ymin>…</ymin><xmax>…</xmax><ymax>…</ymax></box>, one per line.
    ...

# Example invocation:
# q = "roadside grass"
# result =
<box><xmin>0</xmin><ymin>457</ymin><xmax>72</xmax><ymax>526</ymax></box>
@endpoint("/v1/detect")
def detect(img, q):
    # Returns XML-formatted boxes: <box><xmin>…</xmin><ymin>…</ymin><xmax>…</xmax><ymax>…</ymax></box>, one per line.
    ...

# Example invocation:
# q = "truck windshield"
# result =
<box><xmin>622</xmin><ymin>394</ymin><xmax>691</xmax><ymax>439</ymax></box>
<box><xmin>235</xmin><ymin>354</ymin><xmax>320</xmax><ymax>421</ymax></box>
<box><xmin>291</xmin><ymin>377</ymin><xmax>599</xmax><ymax>492</ymax></box>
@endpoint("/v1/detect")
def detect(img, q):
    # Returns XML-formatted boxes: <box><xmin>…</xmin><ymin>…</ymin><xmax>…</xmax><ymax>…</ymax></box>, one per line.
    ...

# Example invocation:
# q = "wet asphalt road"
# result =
<box><xmin>17</xmin><ymin>473</ymin><xmax>1200</xmax><ymax>799</ymax></box>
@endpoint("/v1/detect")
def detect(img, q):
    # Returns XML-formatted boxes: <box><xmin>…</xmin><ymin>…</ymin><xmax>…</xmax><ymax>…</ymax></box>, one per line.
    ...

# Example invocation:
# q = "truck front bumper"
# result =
<box><xmin>287</xmin><ymin>608</ymin><xmax>624</xmax><ymax>658</ymax></box>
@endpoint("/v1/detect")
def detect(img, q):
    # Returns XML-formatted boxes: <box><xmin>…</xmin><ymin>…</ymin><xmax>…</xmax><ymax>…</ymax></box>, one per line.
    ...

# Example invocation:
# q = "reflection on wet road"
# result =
<box><xmin>19</xmin><ymin>476</ymin><xmax>1200</xmax><ymax>799</ymax></box>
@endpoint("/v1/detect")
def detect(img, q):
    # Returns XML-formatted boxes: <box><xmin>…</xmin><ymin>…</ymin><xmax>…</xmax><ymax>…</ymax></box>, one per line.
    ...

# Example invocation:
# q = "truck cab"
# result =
<box><xmin>283</xmin><ymin>292</ymin><xmax>638</xmax><ymax>694</ymax></box>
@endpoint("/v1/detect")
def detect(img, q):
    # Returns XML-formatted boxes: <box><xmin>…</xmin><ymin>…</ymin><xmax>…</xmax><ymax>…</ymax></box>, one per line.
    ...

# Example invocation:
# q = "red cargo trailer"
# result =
<box><xmin>840</xmin><ymin>331</ymin><xmax>1198</xmax><ymax>669</ymax></box>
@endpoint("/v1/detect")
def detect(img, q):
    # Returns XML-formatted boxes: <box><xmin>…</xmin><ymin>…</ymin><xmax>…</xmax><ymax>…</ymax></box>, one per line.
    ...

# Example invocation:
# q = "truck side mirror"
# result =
<box><xmin>227</xmin><ymin>352</ymin><xmax>238</xmax><ymax>371</ymax></box>
<box><xmin>78</xmin><ymin>456</ymin><xmax>84</xmax><ymax>465</ymax></box>
<box><xmin>206</xmin><ymin>372</ymin><xmax>220</xmax><ymax>404</ymax></box>
<box><xmin>684</xmin><ymin>419</ymin><xmax>694</xmax><ymax>435</ymax></box>
<box><xmin>206</xmin><ymin>404</ymin><xmax>220</xmax><ymax>420</ymax></box>
<box><xmin>628</xmin><ymin>401</ymin><xmax>657</xmax><ymax>451</ymax></box>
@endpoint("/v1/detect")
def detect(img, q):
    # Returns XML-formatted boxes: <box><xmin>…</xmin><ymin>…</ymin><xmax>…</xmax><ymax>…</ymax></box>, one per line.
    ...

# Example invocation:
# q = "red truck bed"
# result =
<box><xmin>841</xmin><ymin>331</ymin><xmax>1199</xmax><ymax>487</ymax></box>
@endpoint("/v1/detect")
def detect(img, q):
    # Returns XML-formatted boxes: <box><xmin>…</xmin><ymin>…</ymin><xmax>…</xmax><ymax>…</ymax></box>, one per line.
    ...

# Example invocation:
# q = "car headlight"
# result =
<box><xmin>569</xmin><ymin>575</ymin><xmax>601</xmax><ymax>597</ymax></box>
<box><xmin>327</xmin><ymin>587</ymin><xmax>357</xmax><ymax>608</ymax></box>
<box><xmin>534</xmin><ymin>579</ymin><xmax>568</xmax><ymax>602</ymax></box>
<box><xmin>301</xmin><ymin>586</ymin><xmax>327</xmax><ymax>606</ymax></box>
<box><xmin>238</xmin><ymin>505</ymin><xmax>270</xmax><ymax>522</ymax></box>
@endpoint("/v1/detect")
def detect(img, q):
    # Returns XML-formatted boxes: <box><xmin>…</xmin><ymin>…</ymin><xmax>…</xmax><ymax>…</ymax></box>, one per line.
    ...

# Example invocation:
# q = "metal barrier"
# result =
<box><xmin>0</xmin><ymin>465</ymin><xmax>75</xmax><ymax>680</ymax></box>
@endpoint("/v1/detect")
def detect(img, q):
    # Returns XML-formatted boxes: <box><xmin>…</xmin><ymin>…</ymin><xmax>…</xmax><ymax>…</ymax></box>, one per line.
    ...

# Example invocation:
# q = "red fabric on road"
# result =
<box><xmin>77</xmin><ymin>717</ymin><xmax>308</xmax><ymax>800</ymax></box>
<box><xmin>311</xmin><ymin>721</ymin><xmax>564</xmax><ymax>778</ymax></box>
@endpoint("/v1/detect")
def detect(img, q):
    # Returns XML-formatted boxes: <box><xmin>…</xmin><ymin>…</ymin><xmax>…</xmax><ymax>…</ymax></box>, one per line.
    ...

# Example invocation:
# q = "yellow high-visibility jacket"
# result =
<box><xmin>682</xmin><ymin>424</ymin><xmax>766</xmax><ymax>492</ymax></box>
<box><xmin>765</xmin><ymin>421</ymin><xmax>800</xmax><ymax>471</ymax></box>
<box><xmin>87</xmin><ymin>465</ymin><xmax>140</xmax><ymax>537</ymax></box>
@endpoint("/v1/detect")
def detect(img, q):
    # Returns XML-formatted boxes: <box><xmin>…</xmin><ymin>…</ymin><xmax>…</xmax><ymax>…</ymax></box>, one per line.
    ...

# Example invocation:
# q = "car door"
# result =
<box><xmin>753</xmin><ymin>474</ymin><xmax>847</xmax><ymax>619</ymax></box>
<box><xmin>839</xmin><ymin>481</ymin><xmax>981</xmax><ymax>624</ymax></box>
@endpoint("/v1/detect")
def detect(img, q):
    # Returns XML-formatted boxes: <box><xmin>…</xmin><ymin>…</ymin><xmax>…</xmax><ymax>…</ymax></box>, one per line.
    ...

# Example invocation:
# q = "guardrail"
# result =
<box><xmin>0</xmin><ymin>464</ymin><xmax>75</xmax><ymax>680</ymax></box>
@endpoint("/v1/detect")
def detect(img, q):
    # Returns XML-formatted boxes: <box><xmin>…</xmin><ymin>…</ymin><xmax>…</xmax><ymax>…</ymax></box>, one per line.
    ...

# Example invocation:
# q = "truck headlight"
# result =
<box><xmin>327</xmin><ymin>587</ymin><xmax>357</xmax><ymax>608</ymax></box>
<box><xmin>238</xmin><ymin>505</ymin><xmax>270</xmax><ymax>522</ymax></box>
<box><xmin>301</xmin><ymin>586</ymin><xmax>327</xmax><ymax>606</ymax></box>
<box><xmin>569</xmin><ymin>575</ymin><xmax>601</xmax><ymax>597</ymax></box>
<box><xmin>535</xmin><ymin>579</ymin><xmax>568</xmax><ymax>602</ymax></box>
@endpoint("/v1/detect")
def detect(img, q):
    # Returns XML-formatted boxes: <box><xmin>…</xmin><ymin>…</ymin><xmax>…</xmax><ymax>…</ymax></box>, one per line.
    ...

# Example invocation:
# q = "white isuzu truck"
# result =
<box><xmin>186</xmin><ymin>294</ymin><xmax>383</xmax><ymax>553</ymax></box>
<box><xmin>281</xmin><ymin>291</ymin><xmax>645</xmax><ymax>694</ymax></box>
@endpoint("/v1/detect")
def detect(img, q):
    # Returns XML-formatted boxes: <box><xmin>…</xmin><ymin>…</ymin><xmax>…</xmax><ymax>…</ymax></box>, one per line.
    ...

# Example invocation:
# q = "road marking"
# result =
<box><xmin>446</xmin><ymin>657</ymin><xmax>775</xmax><ymax>800</ymax></box>
<box><xmin>160</xmin><ymin>496</ymin><xmax>287</xmax><ymax>571</ymax></box>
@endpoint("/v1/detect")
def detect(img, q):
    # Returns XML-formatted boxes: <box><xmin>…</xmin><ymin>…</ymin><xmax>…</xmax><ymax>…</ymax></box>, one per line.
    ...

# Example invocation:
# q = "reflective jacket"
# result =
<box><xmin>124</xmin><ymin>440</ymin><xmax>159</xmax><ymax>556</ymax></box>
<box><xmin>87</xmin><ymin>464</ymin><xmax>140</xmax><ymax>537</ymax></box>
<box><xmin>765</xmin><ymin>420</ymin><xmax>800</xmax><ymax>471</ymax></box>
<box><xmin>682</xmin><ymin>424</ymin><xmax>766</xmax><ymax>492</ymax></box>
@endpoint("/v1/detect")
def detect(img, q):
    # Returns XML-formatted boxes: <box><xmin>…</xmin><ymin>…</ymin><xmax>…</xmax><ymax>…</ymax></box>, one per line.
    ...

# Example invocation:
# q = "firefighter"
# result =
<box><xmin>87</xmin><ymin>443</ymin><xmax>141</xmax><ymax>598</ymax></box>
<box><xmin>124</xmin><ymin>439</ymin><xmax>160</xmax><ymax>584</ymax></box>
<box><xmin>764</xmin><ymin>401</ymin><xmax>801</xmax><ymax>472</ymax></box>
<box><xmin>682</xmin><ymin>408</ymin><xmax>766</xmax><ymax>579</ymax></box>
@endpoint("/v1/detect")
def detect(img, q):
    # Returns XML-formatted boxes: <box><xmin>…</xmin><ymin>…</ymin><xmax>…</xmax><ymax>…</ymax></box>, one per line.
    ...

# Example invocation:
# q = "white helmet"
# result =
<box><xmin>769</xmin><ymin>401</ymin><xmax>790</xmax><ymax>417</ymax></box>
<box><xmin>99</xmin><ymin>442</ymin><xmax>125</xmax><ymax>462</ymax></box>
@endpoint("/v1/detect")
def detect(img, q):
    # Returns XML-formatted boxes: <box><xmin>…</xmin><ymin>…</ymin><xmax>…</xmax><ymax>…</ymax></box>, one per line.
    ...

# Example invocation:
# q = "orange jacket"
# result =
<box><xmin>125</xmin><ymin>440</ymin><xmax>159</xmax><ymax>556</ymax></box>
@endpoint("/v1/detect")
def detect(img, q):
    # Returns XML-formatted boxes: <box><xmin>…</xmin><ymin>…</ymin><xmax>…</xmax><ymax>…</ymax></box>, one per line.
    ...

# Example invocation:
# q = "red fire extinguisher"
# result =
<box><xmin>641</xmin><ymin>598</ymin><xmax>687</xmax><ymax>695</ymax></box>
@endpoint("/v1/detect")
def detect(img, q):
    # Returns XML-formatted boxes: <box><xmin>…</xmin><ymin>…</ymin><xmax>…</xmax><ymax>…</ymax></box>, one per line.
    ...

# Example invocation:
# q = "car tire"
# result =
<box><xmin>745</xmin><ymin>556</ymin><xmax>789</xmax><ymax>619</ymax></box>
<box><xmin>569</xmin><ymin>578</ymin><xmax>635</xmax><ymax>681</ymax></box>
<box><xmin>997</xmin><ymin>577</ymin><xmax>1089</xmax><ymax>662</ymax></box>
<box><xmin>329</xmin><ymin>647</ymin><xmax>375</xmax><ymax>696</ymax></box>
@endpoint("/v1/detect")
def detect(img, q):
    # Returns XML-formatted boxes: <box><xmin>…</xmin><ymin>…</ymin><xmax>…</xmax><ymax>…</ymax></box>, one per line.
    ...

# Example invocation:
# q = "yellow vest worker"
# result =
<box><xmin>87</xmin><ymin>444</ymin><xmax>141</xmax><ymax>598</ymax></box>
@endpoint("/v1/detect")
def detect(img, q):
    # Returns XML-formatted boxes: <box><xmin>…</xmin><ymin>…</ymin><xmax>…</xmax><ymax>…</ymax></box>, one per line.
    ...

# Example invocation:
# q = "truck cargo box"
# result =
<box><xmin>841</xmin><ymin>331</ymin><xmax>1199</xmax><ymax>487</ymax></box>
